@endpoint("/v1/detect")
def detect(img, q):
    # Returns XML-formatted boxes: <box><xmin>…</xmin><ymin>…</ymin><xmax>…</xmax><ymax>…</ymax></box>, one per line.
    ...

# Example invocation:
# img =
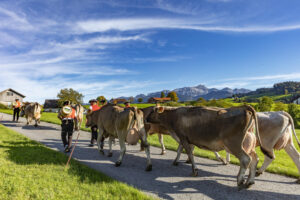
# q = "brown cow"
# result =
<box><xmin>86</xmin><ymin>104</ymin><xmax>152</xmax><ymax>171</ymax></box>
<box><xmin>214</xmin><ymin>111</ymin><xmax>300</xmax><ymax>183</ymax></box>
<box><xmin>20</xmin><ymin>102</ymin><xmax>42</xmax><ymax>127</ymax></box>
<box><xmin>146</xmin><ymin>105</ymin><xmax>270</xmax><ymax>189</ymax></box>
<box><xmin>140</xmin><ymin>106</ymin><xmax>177</xmax><ymax>155</ymax></box>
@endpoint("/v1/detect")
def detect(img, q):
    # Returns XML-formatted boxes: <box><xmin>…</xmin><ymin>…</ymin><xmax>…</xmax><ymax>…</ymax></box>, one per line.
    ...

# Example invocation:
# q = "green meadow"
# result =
<box><xmin>0</xmin><ymin>124</ymin><xmax>154</xmax><ymax>200</ymax></box>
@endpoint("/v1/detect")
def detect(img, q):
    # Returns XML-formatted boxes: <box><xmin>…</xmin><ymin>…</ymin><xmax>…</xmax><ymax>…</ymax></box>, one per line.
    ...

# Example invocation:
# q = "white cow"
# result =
<box><xmin>214</xmin><ymin>111</ymin><xmax>300</xmax><ymax>183</ymax></box>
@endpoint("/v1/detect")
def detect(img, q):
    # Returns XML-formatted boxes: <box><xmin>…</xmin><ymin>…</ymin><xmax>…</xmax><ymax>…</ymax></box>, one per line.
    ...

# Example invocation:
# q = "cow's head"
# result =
<box><xmin>85</xmin><ymin>110</ymin><xmax>95</xmax><ymax>128</ymax></box>
<box><xmin>146</xmin><ymin>106</ymin><xmax>165</xmax><ymax>124</ymax></box>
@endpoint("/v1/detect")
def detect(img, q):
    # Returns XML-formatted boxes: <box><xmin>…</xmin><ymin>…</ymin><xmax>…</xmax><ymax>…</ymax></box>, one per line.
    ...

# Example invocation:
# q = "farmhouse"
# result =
<box><xmin>0</xmin><ymin>88</ymin><xmax>26</xmax><ymax>106</ymax></box>
<box><xmin>148</xmin><ymin>97</ymin><xmax>171</xmax><ymax>104</ymax></box>
<box><xmin>43</xmin><ymin>99</ymin><xmax>59</xmax><ymax>112</ymax></box>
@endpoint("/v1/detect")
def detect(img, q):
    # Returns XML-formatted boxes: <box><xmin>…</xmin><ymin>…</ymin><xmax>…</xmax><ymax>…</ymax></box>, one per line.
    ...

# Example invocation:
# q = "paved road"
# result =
<box><xmin>0</xmin><ymin>113</ymin><xmax>299</xmax><ymax>200</ymax></box>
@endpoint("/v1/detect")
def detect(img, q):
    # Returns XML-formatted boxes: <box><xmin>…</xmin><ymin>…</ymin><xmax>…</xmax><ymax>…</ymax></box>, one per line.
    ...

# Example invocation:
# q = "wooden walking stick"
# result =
<box><xmin>65</xmin><ymin>130</ymin><xmax>80</xmax><ymax>169</ymax></box>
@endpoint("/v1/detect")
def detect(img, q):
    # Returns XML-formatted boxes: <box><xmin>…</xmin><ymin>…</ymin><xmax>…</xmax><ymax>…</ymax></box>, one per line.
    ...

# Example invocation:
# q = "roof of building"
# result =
<box><xmin>44</xmin><ymin>99</ymin><xmax>59</xmax><ymax>108</ymax></box>
<box><xmin>0</xmin><ymin>88</ymin><xmax>26</xmax><ymax>98</ymax></box>
<box><xmin>151</xmin><ymin>97</ymin><xmax>171</xmax><ymax>101</ymax></box>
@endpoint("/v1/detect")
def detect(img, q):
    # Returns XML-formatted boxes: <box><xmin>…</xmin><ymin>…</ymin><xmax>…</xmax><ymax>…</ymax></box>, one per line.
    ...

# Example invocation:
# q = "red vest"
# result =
<box><xmin>91</xmin><ymin>104</ymin><xmax>101</xmax><ymax>111</ymax></box>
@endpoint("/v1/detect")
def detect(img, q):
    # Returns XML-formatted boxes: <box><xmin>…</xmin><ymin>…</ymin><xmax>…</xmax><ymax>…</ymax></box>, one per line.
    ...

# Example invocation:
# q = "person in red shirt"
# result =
<box><xmin>88</xmin><ymin>99</ymin><xmax>101</xmax><ymax>147</ymax></box>
<box><xmin>124</xmin><ymin>101</ymin><xmax>131</xmax><ymax>108</ymax></box>
<box><xmin>58</xmin><ymin>101</ymin><xmax>76</xmax><ymax>153</ymax></box>
<box><xmin>13</xmin><ymin>99</ymin><xmax>21</xmax><ymax>122</ymax></box>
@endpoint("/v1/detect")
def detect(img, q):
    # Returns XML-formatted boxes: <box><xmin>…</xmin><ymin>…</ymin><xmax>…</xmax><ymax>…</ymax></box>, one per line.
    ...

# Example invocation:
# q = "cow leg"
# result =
<box><xmin>256</xmin><ymin>154</ymin><xmax>274</xmax><ymax>177</ymax></box>
<box><xmin>140</xmin><ymin>130</ymin><xmax>152</xmax><ymax>171</ymax></box>
<box><xmin>185</xmin><ymin>145</ymin><xmax>194</xmax><ymax>163</ymax></box>
<box><xmin>226</xmin><ymin>152</ymin><xmax>231</xmax><ymax>164</ymax></box>
<box><xmin>284</xmin><ymin>142</ymin><xmax>300</xmax><ymax>183</ymax></box>
<box><xmin>181</xmin><ymin>139</ymin><xmax>198</xmax><ymax>177</ymax></box>
<box><xmin>173</xmin><ymin>144</ymin><xmax>183</xmax><ymax>166</ymax></box>
<box><xmin>34</xmin><ymin>119</ymin><xmax>38</xmax><ymax>127</ymax></box>
<box><xmin>158</xmin><ymin>134</ymin><xmax>166</xmax><ymax>155</ymax></box>
<box><xmin>245</xmin><ymin>151</ymin><xmax>259</xmax><ymax>188</ymax></box>
<box><xmin>107</xmin><ymin>137</ymin><xmax>114</xmax><ymax>157</ymax></box>
<box><xmin>116</xmin><ymin>133</ymin><xmax>126</xmax><ymax>167</ymax></box>
<box><xmin>237</xmin><ymin>150</ymin><xmax>251</xmax><ymax>189</ymax></box>
<box><xmin>97</xmin><ymin>128</ymin><xmax>105</xmax><ymax>155</ymax></box>
<box><xmin>214</xmin><ymin>151</ymin><xmax>228</xmax><ymax>165</ymax></box>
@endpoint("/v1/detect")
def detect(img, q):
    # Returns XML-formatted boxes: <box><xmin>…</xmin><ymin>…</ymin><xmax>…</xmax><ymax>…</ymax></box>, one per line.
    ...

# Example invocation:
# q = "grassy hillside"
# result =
<box><xmin>0</xmin><ymin>124</ymin><xmax>154</xmax><ymax>200</ymax></box>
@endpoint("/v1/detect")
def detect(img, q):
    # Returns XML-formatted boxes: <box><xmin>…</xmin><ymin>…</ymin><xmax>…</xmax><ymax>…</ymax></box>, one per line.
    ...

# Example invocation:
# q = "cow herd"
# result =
<box><xmin>85</xmin><ymin>104</ymin><xmax>300</xmax><ymax>190</ymax></box>
<box><xmin>19</xmin><ymin>102</ymin><xmax>300</xmax><ymax>190</ymax></box>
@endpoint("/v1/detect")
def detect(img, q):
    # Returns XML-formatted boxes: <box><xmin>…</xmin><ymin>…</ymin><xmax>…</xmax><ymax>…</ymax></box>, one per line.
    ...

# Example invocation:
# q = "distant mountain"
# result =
<box><xmin>119</xmin><ymin>84</ymin><xmax>251</xmax><ymax>102</ymax></box>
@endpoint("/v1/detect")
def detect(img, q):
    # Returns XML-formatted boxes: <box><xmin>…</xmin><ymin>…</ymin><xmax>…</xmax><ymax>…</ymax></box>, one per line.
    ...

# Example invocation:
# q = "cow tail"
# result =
<box><xmin>282</xmin><ymin>111</ymin><xmax>300</xmax><ymax>148</ymax></box>
<box><xmin>247</xmin><ymin>105</ymin><xmax>274</xmax><ymax>159</ymax></box>
<box><xmin>132</xmin><ymin>107</ymin><xmax>148</xmax><ymax>147</ymax></box>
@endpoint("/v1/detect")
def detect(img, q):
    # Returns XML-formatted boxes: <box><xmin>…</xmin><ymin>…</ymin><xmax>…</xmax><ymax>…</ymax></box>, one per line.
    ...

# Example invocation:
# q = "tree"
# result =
<box><xmin>167</xmin><ymin>91</ymin><xmax>179</xmax><ymax>102</ymax></box>
<box><xmin>97</xmin><ymin>96</ymin><xmax>106</xmax><ymax>103</ymax></box>
<box><xmin>257</xmin><ymin>96</ymin><xmax>273</xmax><ymax>111</ymax></box>
<box><xmin>197</xmin><ymin>97</ymin><xmax>206</xmax><ymax>103</ymax></box>
<box><xmin>57</xmin><ymin>88</ymin><xmax>83</xmax><ymax>106</ymax></box>
<box><xmin>138</xmin><ymin>98</ymin><xmax>143</xmax><ymax>103</ymax></box>
<box><xmin>161</xmin><ymin>91</ymin><xmax>166</xmax><ymax>98</ymax></box>
<box><xmin>288</xmin><ymin>103</ymin><xmax>300</xmax><ymax>122</ymax></box>
<box><xmin>129</xmin><ymin>96</ymin><xmax>135</xmax><ymax>103</ymax></box>
<box><xmin>273</xmin><ymin>102</ymin><xmax>286</xmax><ymax>111</ymax></box>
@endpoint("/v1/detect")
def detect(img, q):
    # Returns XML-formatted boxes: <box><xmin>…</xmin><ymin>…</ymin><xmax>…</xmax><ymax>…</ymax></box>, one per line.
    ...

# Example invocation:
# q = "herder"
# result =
<box><xmin>58</xmin><ymin>101</ymin><xmax>76</xmax><ymax>152</ymax></box>
<box><xmin>88</xmin><ymin>99</ymin><xmax>101</xmax><ymax>147</ymax></box>
<box><xmin>13</xmin><ymin>98</ymin><xmax>21</xmax><ymax>122</ymax></box>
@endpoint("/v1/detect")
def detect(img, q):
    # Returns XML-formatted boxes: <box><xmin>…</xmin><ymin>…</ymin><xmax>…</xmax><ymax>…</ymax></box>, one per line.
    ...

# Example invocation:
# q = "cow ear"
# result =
<box><xmin>157</xmin><ymin>106</ymin><xmax>164</xmax><ymax>113</ymax></box>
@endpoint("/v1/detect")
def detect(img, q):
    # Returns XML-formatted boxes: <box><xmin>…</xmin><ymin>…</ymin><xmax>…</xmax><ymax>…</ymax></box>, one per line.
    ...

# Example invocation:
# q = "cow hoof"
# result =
<box><xmin>191</xmin><ymin>169</ymin><xmax>198</xmax><ymax>177</ymax></box>
<box><xmin>220</xmin><ymin>158</ymin><xmax>228</xmax><ymax>165</ymax></box>
<box><xmin>296</xmin><ymin>179</ymin><xmax>300</xmax><ymax>184</ymax></box>
<box><xmin>173</xmin><ymin>161</ymin><xmax>179</xmax><ymax>166</ymax></box>
<box><xmin>99</xmin><ymin>150</ymin><xmax>105</xmax><ymax>155</ymax></box>
<box><xmin>107</xmin><ymin>152</ymin><xmax>113</xmax><ymax>157</ymax></box>
<box><xmin>245</xmin><ymin>181</ymin><xmax>255</xmax><ymax>188</ymax></box>
<box><xmin>255</xmin><ymin>171</ymin><xmax>262</xmax><ymax>177</ymax></box>
<box><xmin>185</xmin><ymin>159</ymin><xmax>191</xmax><ymax>164</ymax></box>
<box><xmin>115</xmin><ymin>161</ymin><xmax>122</xmax><ymax>167</ymax></box>
<box><xmin>145</xmin><ymin>164</ymin><xmax>152</xmax><ymax>171</ymax></box>
<box><xmin>160</xmin><ymin>150</ymin><xmax>166</xmax><ymax>155</ymax></box>
<box><xmin>34</xmin><ymin>125</ymin><xmax>38</xmax><ymax>128</ymax></box>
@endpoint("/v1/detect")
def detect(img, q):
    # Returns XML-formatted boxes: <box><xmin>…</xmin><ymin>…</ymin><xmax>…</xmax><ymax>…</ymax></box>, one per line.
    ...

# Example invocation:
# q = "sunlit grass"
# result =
<box><xmin>0</xmin><ymin>124</ymin><xmax>154</xmax><ymax>200</ymax></box>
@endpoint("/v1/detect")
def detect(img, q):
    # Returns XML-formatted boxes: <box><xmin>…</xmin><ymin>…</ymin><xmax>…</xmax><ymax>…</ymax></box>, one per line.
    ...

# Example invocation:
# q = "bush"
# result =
<box><xmin>257</xmin><ymin>96</ymin><xmax>273</xmax><ymax>111</ymax></box>
<box><xmin>273</xmin><ymin>102</ymin><xmax>287</xmax><ymax>111</ymax></box>
<box><xmin>163</xmin><ymin>101</ymin><xmax>182</xmax><ymax>107</ymax></box>
<box><xmin>0</xmin><ymin>103</ymin><xmax>8</xmax><ymax>109</ymax></box>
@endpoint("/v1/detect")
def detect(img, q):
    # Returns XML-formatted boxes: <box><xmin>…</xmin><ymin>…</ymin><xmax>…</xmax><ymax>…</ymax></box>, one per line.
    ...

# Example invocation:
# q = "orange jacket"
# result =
<box><xmin>66</xmin><ymin>108</ymin><xmax>76</xmax><ymax>119</ymax></box>
<box><xmin>91</xmin><ymin>104</ymin><xmax>101</xmax><ymax>111</ymax></box>
<box><xmin>14</xmin><ymin>101</ymin><xmax>21</xmax><ymax>108</ymax></box>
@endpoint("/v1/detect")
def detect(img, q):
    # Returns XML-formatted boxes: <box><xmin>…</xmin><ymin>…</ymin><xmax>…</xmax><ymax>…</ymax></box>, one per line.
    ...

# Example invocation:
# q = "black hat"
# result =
<box><xmin>100</xmin><ymin>99</ymin><xmax>106</xmax><ymax>103</ymax></box>
<box><xmin>89</xmin><ymin>99</ymin><xmax>97</xmax><ymax>103</ymax></box>
<box><xmin>63</xmin><ymin>100</ymin><xmax>70</xmax><ymax>106</ymax></box>
<box><xmin>124</xmin><ymin>101</ymin><xmax>130</xmax><ymax>104</ymax></box>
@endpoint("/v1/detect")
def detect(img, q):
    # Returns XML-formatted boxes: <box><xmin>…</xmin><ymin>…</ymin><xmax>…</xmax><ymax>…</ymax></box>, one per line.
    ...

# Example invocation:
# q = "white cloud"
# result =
<box><xmin>76</xmin><ymin>17</ymin><xmax>300</xmax><ymax>33</ymax></box>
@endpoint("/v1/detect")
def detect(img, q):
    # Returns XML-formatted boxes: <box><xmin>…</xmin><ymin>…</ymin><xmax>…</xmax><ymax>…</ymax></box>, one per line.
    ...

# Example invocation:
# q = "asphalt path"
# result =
<box><xmin>0</xmin><ymin>113</ymin><xmax>299</xmax><ymax>200</ymax></box>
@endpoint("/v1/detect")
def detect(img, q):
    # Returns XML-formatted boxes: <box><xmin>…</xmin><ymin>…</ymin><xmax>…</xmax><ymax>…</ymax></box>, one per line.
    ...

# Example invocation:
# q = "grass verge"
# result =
<box><xmin>0</xmin><ymin>124</ymin><xmax>154</xmax><ymax>200</ymax></box>
<box><xmin>147</xmin><ymin>133</ymin><xmax>300</xmax><ymax>179</ymax></box>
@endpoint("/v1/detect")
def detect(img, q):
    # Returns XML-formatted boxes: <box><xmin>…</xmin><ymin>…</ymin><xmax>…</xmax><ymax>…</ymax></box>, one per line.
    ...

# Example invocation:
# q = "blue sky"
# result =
<box><xmin>1</xmin><ymin>0</ymin><xmax>300</xmax><ymax>102</ymax></box>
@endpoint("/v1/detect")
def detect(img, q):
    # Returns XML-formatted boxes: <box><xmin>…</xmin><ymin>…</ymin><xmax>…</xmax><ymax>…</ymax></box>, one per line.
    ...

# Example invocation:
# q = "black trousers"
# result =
<box><xmin>61</xmin><ymin>120</ymin><xmax>74</xmax><ymax>147</ymax></box>
<box><xmin>13</xmin><ymin>108</ymin><xmax>20</xmax><ymax>121</ymax></box>
<box><xmin>91</xmin><ymin>125</ymin><xmax>98</xmax><ymax>144</ymax></box>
